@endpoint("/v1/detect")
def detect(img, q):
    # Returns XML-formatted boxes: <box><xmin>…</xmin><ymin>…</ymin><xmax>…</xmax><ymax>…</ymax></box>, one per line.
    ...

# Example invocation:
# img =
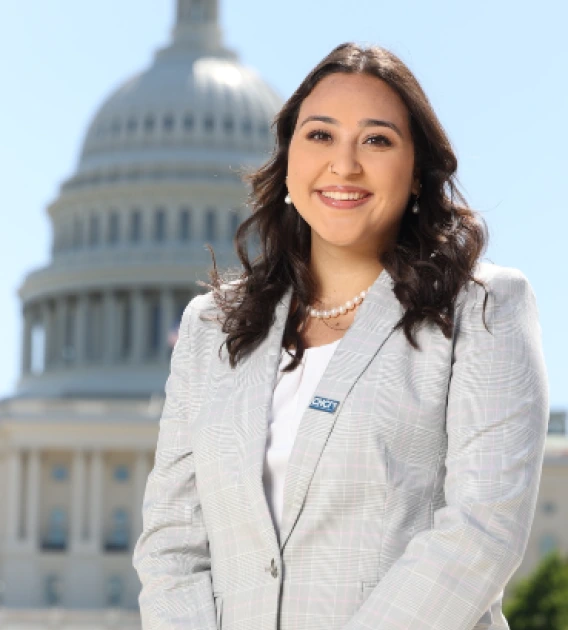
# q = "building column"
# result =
<box><xmin>88</xmin><ymin>450</ymin><xmax>104</xmax><ymax>552</ymax></box>
<box><xmin>160</xmin><ymin>288</ymin><xmax>176</xmax><ymax>361</ymax></box>
<box><xmin>39</xmin><ymin>301</ymin><xmax>55</xmax><ymax>369</ymax></box>
<box><xmin>47</xmin><ymin>300</ymin><xmax>57</xmax><ymax>368</ymax></box>
<box><xmin>55</xmin><ymin>296</ymin><xmax>69</xmax><ymax>367</ymax></box>
<box><xmin>103</xmin><ymin>291</ymin><xmax>118</xmax><ymax>365</ymax></box>
<box><xmin>24</xmin><ymin>449</ymin><xmax>41</xmax><ymax>550</ymax></box>
<box><xmin>115</xmin><ymin>293</ymin><xmax>128</xmax><ymax>361</ymax></box>
<box><xmin>74</xmin><ymin>293</ymin><xmax>88</xmax><ymax>365</ymax></box>
<box><xmin>39</xmin><ymin>302</ymin><xmax>49</xmax><ymax>368</ymax></box>
<box><xmin>131</xmin><ymin>289</ymin><xmax>146</xmax><ymax>363</ymax></box>
<box><xmin>6</xmin><ymin>449</ymin><xmax>23</xmax><ymax>546</ymax></box>
<box><xmin>21</xmin><ymin>306</ymin><xmax>33</xmax><ymax>375</ymax></box>
<box><xmin>133</xmin><ymin>452</ymin><xmax>151</xmax><ymax>539</ymax></box>
<box><xmin>71</xmin><ymin>450</ymin><xmax>87</xmax><ymax>550</ymax></box>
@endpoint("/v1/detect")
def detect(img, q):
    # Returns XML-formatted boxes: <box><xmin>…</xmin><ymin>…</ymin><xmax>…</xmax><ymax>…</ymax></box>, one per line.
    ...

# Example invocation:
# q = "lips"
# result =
<box><xmin>316</xmin><ymin>186</ymin><xmax>372</xmax><ymax>209</ymax></box>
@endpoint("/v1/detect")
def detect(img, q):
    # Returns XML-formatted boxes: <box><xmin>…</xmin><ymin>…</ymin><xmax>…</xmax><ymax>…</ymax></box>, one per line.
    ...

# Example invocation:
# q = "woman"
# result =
<box><xmin>133</xmin><ymin>43</ymin><xmax>548</xmax><ymax>630</ymax></box>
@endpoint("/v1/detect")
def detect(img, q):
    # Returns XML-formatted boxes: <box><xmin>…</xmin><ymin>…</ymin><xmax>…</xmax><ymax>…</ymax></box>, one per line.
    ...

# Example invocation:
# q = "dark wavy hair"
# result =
<box><xmin>207</xmin><ymin>42</ymin><xmax>488</xmax><ymax>369</ymax></box>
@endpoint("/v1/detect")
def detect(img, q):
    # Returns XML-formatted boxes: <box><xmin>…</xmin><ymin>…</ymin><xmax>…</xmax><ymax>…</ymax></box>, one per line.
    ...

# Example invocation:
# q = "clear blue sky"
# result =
<box><xmin>1</xmin><ymin>1</ymin><xmax>566</xmax><ymax>409</ymax></box>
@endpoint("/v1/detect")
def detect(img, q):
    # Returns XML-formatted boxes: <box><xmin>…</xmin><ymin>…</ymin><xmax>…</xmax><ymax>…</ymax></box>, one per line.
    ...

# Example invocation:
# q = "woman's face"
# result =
<box><xmin>287</xmin><ymin>72</ymin><xmax>419</xmax><ymax>257</ymax></box>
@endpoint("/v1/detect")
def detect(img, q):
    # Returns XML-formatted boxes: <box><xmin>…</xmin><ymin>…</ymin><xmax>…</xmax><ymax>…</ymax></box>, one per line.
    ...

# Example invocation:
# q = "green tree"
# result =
<box><xmin>504</xmin><ymin>551</ymin><xmax>568</xmax><ymax>630</ymax></box>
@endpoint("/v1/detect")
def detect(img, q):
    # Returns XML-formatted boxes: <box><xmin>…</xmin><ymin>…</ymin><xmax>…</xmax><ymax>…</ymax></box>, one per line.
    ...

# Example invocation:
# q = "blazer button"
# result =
<box><xmin>270</xmin><ymin>558</ymin><xmax>278</xmax><ymax>578</ymax></box>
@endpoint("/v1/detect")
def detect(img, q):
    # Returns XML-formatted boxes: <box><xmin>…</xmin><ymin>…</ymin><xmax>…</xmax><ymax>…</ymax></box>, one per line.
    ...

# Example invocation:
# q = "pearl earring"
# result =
<box><xmin>412</xmin><ymin>198</ymin><xmax>420</xmax><ymax>214</ymax></box>
<box><xmin>285</xmin><ymin>193</ymin><xmax>292</xmax><ymax>205</ymax></box>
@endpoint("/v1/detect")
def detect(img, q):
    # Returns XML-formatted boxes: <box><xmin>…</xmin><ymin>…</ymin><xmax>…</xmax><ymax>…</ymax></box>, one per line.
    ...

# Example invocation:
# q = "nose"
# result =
<box><xmin>329</xmin><ymin>141</ymin><xmax>362</xmax><ymax>177</ymax></box>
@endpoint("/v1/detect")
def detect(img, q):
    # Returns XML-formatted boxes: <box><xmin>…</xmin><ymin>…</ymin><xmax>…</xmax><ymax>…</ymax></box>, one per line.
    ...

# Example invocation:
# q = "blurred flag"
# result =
<box><xmin>168</xmin><ymin>322</ymin><xmax>180</xmax><ymax>349</ymax></box>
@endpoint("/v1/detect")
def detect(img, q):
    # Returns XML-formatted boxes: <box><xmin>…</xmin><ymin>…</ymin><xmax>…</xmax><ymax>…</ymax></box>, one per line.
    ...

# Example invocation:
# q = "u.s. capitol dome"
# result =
<box><xmin>16</xmin><ymin>0</ymin><xmax>282</xmax><ymax>400</ymax></box>
<box><xmin>78</xmin><ymin>3</ymin><xmax>281</xmax><ymax>181</ymax></box>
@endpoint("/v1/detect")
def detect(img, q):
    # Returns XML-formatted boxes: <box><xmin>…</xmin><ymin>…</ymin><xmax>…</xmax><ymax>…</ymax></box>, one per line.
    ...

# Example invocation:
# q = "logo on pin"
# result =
<box><xmin>309</xmin><ymin>396</ymin><xmax>340</xmax><ymax>414</ymax></box>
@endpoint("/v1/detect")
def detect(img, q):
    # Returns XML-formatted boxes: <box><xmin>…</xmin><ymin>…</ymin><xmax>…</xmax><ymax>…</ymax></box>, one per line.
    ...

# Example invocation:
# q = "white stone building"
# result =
<box><xmin>0</xmin><ymin>1</ymin><xmax>281</xmax><ymax>627</ymax></box>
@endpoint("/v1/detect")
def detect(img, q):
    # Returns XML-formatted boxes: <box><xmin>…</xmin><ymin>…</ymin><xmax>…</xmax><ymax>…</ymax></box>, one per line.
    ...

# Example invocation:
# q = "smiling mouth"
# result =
<box><xmin>319</xmin><ymin>191</ymin><xmax>370</xmax><ymax>201</ymax></box>
<box><xmin>316</xmin><ymin>189</ymin><xmax>372</xmax><ymax>209</ymax></box>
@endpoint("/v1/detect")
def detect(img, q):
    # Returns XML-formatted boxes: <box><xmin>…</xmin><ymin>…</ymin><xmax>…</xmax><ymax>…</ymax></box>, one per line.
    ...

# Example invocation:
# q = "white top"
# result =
<box><xmin>262</xmin><ymin>339</ymin><xmax>340</xmax><ymax>537</ymax></box>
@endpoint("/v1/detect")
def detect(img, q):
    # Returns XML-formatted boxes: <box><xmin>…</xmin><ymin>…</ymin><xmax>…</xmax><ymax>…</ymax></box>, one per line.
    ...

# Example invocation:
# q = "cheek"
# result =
<box><xmin>287</xmin><ymin>135</ymin><xmax>303</xmax><ymax>167</ymax></box>
<box><xmin>287</xmin><ymin>145</ymin><xmax>314</xmax><ymax>201</ymax></box>
<box><xmin>382</xmin><ymin>148</ymin><xmax>414</xmax><ymax>177</ymax></box>
<box><xmin>373</xmin><ymin>155</ymin><xmax>414</xmax><ymax>198</ymax></box>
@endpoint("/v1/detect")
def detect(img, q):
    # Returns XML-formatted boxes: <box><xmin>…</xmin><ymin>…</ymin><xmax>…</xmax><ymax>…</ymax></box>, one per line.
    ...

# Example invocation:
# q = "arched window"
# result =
<box><xmin>43</xmin><ymin>507</ymin><xmax>68</xmax><ymax>551</ymax></box>
<box><xmin>179</xmin><ymin>208</ymin><xmax>192</xmax><ymax>241</ymax></box>
<box><xmin>130</xmin><ymin>209</ymin><xmax>142</xmax><ymax>243</ymax></box>
<box><xmin>183</xmin><ymin>113</ymin><xmax>194</xmax><ymax>132</ymax></box>
<box><xmin>106</xmin><ymin>508</ymin><xmax>130</xmax><ymax>552</ymax></box>
<box><xmin>204</xmin><ymin>208</ymin><xmax>217</xmax><ymax>242</ymax></box>
<box><xmin>204</xmin><ymin>115</ymin><xmax>214</xmax><ymax>133</ymax></box>
<box><xmin>154</xmin><ymin>209</ymin><xmax>167</xmax><ymax>242</ymax></box>
<box><xmin>126</xmin><ymin>117</ymin><xmax>138</xmax><ymax>134</ymax></box>
<box><xmin>108</xmin><ymin>210</ymin><xmax>120</xmax><ymax>245</ymax></box>
<box><xmin>163</xmin><ymin>114</ymin><xmax>175</xmax><ymax>132</ymax></box>
<box><xmin>144</xmin><ymin>115</ymin><xmax>155</xmax><ymax>133</ymax></box>
<box><xmin>223</xmin><ymin>117</ymin><xmax>234</xmax><ymax>134</ymax></box>
<box><xmin>242</xmin><ymin>119</ymin><xmax>253</xmax><ymax>136</ymax></box>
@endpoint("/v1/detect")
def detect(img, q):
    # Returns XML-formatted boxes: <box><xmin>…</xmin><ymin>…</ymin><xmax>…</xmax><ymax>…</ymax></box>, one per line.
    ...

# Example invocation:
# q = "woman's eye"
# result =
<box><xmin>307</xmin><ymin>129</ymin><xmax>332</xmax><ymax>142</ymax></box>
<box><xmin>365</xmin><ymin>135</ymin><xmax>392</xmax><ymax>147</ymax></box>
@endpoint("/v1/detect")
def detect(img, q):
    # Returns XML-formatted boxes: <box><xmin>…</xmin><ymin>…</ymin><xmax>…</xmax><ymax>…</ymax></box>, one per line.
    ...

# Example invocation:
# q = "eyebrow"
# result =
<box><xmin>299</xmin><ymin>115</ymin><xmax>403</xmax><ymax>138</ymax></box>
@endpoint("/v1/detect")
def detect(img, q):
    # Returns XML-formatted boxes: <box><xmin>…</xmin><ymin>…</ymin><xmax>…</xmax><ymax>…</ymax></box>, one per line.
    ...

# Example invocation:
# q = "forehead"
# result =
<box><xmin>298</xmin><ymin>73</ymin><xmax>410</xmax><ymax>129</ymax></box>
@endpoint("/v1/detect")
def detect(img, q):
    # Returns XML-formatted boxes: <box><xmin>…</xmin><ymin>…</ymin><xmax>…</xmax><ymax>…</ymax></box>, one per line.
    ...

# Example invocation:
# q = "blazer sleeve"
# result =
<box><xmin>132</xmin><ymin>299</ymin><xmax>218</xmax><ymax>630</ymax></box>
<box><xmin>342</xmin><ymin>268</ymin><xmax>549</xmax><ymax>630</ymax></box>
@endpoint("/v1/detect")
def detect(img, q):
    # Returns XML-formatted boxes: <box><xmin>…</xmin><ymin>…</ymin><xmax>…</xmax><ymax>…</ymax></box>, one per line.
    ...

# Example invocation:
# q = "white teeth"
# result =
<box><xmin>320</xmin><ymin>191</ymin><xmax>368</xmax><ymax>201</ymax></box>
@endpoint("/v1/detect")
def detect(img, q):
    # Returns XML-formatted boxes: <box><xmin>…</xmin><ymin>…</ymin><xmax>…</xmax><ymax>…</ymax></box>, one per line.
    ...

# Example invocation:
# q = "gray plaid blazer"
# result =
<box><xmin>133</xmin><ymin>262</ymin><xmax>548</xmax><ymax>630</ymax></box>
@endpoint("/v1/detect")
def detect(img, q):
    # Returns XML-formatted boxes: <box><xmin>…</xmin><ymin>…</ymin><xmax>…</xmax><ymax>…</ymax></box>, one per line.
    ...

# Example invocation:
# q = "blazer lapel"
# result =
<box><xmin>231</xmin><ymin>286</ymin><xmax>293</xmax><ymax>550</ymax></box>
<box><xmin>278</xmin><ymin>268</ymin><xmax>403</xmax><ymax>551</ymax></box>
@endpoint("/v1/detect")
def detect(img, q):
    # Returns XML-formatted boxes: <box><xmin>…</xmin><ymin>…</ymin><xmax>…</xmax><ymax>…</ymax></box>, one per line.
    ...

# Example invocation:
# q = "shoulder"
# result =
<box><xmin>183</xmin><ymin>291</ymin><xmax>220</xmax><ymax>333</ymax></box>
<box><xmin>188</xmin><ymin>291</ymin><xmax>217</xmax><ymax>316</ymax></box>
<box><xmin>455</xmin><ymin>261</ymin><xmax>539</xmax><ymax>329</ymax></box>
<box><xmin>182</xmin><ymin>279</ymin><xmax>245</xmax><ymax>334</ymax></box>
<box><xmin>459</xmin><ymin>261</ymin><xmax>535</xmax><ymax>306</ymax></box>
<box><xmin>474</xmin><ymin>261</ymin><xmax>533</xmax><ymax>293</ymax></box>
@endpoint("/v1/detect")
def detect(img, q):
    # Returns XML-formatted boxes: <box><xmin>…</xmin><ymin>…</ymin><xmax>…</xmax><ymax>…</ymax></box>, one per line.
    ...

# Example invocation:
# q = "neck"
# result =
<box><xmin>309</xmin><ymin>239</ymin><xmax>384</xmax><ymax>307</ymax></box>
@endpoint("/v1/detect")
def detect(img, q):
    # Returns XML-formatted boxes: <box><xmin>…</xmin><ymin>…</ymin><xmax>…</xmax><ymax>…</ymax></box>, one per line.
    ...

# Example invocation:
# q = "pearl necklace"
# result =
<box><xmin>309</xmin><ymin>286</ymin><xmax>372</xmax><ymax>319</ymax></box>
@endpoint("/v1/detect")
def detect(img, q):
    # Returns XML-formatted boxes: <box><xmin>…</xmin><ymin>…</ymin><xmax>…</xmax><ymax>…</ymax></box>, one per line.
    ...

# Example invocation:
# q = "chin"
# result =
<box><xmin>312</xmin><ymin>216</ymin><xmax>377</xmax><ymax>245</ymax></box>
<box><xmin>317</xmin><ymin>232</ymin><xmax>368</xmax><ymax>249</ymax></box>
